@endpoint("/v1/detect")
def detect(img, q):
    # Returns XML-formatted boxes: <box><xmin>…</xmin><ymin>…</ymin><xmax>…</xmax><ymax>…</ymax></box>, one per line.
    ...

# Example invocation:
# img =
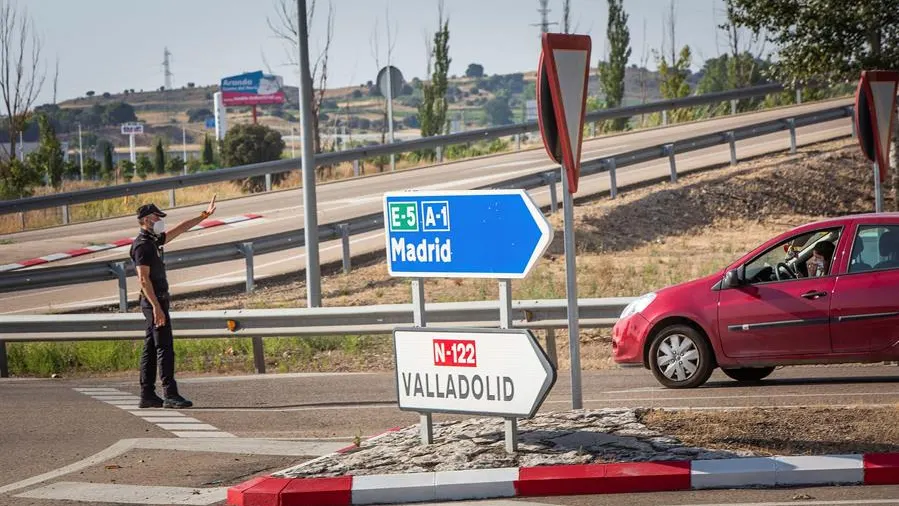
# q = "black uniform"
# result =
<box><xmin>130</xmin><ymin>229</ymin><xmax>179</xmax><ymax>399</ymax></box>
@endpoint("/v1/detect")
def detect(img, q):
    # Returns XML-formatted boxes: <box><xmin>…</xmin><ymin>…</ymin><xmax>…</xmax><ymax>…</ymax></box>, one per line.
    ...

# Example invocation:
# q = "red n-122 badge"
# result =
<box><xmin>433</xmin><ymin>339</ymin><xmax>477</xmax><ymax>367</ymax></box>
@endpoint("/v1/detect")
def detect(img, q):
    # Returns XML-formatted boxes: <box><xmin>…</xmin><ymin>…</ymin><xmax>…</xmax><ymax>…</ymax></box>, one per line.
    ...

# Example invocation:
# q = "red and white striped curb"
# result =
<box><xmin>226</xmin><ymin>453</ymin><xmax>899</xmax><ymax>506</ymax></box>
<box><xmin>0</xmin><ymin>214</ymin><xmax>262</xmax><ymax>273</ymax></box>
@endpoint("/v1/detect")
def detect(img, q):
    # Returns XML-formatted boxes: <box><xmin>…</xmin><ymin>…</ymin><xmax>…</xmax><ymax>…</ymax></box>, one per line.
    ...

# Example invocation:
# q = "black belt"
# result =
<box><xmin>141</xmin><ymin>292</ymin><xmax>170</xmax><ymax>300</ymax></box>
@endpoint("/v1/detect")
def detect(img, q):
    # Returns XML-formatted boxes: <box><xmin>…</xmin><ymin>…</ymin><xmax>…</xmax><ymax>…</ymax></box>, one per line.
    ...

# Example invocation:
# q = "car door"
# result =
<box><xmin>830</xmin><ymin>222</ymin><xmax>899</xmax><ymax>353</ymax></box>
<box><xmin>717</xmin><ymin>227</ymin><xmax>842</xmax><ymax>359</ymax></box>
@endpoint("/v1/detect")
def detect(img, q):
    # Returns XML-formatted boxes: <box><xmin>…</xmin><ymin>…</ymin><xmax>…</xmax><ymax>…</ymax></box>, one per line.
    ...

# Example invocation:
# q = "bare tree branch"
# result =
<box><xmin>0</xmin><ymin>0</ymin><xmax>45</xmax><ymax>159</ymax></box>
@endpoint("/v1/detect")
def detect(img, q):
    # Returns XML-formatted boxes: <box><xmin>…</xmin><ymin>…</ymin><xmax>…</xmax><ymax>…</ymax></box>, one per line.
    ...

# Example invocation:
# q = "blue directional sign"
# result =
<box><xmin>383</xmin><ymin>190</ymin><xmax>553</xmax><ymax>279</ymax></box>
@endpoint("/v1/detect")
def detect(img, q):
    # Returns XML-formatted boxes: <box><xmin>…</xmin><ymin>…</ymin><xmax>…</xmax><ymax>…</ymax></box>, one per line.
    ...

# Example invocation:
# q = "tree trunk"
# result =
<box><xmin>892</xmin><ymin>108</ymin><xmax>899</xmax><ymax>211</ymax></box>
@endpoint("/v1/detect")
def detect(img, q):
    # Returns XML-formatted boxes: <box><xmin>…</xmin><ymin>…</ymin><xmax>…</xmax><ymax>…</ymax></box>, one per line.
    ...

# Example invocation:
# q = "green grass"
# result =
<box><xmin>7</xmin><ymin>335</ymin><xmax>382</xmax><ymax>377</ymax></box>
<box><xmin>0</xmin><ymin>239</ymin><xmax>13</xmax><ymax>245</ymax></box>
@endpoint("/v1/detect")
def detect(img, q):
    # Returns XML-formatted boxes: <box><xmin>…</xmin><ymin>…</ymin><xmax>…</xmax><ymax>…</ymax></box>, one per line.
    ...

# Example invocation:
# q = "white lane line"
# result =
<box><xmin>14</xmin><ymin>481</ymin><xmax>227</xmax><ymax>505</ymax></box>
<box><xmin>74</xmin><ymin>388</ymin><xmax>234</xmax><ymax>438</ymax></box>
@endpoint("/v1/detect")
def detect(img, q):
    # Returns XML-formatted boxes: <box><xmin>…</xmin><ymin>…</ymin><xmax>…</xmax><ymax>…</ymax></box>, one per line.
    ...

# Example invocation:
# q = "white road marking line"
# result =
<box><xmin>74</xmin><ymin>388</ymin><xmax>234</xmax><ymax>438</ymax></box>
<box><xmin>14</xmin><ymin>481</ymin><xmax>227</xmax><ymax>505</ymax></box>
<box><xmin>171</xmin><ymin>431</ymin><xmax>236</xmax><ymax>438</ymax></box>
<box><xmin>156</xmin><ymin>423</ymin><xmax>220</xmax><ymax>431</ymax></box>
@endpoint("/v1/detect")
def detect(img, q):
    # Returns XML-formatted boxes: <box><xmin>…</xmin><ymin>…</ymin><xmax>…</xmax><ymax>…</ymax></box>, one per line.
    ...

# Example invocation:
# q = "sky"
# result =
<box><xmin>22</xmin><ymin>0</ymin><xmax>744</xmax><ymax>105</ymax></box>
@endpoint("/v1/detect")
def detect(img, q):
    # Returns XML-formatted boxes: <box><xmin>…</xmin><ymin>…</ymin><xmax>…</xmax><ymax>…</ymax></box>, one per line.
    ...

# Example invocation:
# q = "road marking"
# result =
<box><xmin>74</xmin><ymin>388</ymin><xmax>234</xmax><ymax>438</ymax></box>
<box><xmin>15</xmin><ymin>481</ymin><xmax>227</xmax><ymax>505</ymax></box>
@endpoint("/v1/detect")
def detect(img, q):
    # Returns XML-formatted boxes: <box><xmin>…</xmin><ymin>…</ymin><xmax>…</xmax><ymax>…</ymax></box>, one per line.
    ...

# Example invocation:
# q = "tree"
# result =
<box><xmin>465</xmin><ymin>63</ymin><xmax>484</xmax><ymax>78</ymax></box>
<box><xmin>202</xmin><ymin>134</ymin><xmax>215</xmax><ymax>165</ymax></box>
<box><xmin>103</xmin><ymin>102</ymin><xmax>137</xmax><ymax>124</ymax></box>
<box><xmin>419</xmin><ymin>2</ymin><xmax>451</xmax><ymax>139</ymax></box>
<box><xmin>0</xmin><ymin>0</ymin><xmax>45</xmax><ymax>167</ymax></box>
<box><xmin>730</xmin><ymin>0</ymin><xmax>899</xmax><ymax>208</ymax></box>
<box><xmin>135</xmin><ymin>154</ymin><xmax>152</xmax><ymax>180</ymax></box>
<box><xmin>85</xmin><ymin>90</ymin><xmax>94</xmax><ymax>97</ymax></box>
<box><xmin>165</xmin><ymin>156</ymin><xmax>184</xmax><ymax>174</ymax></box>
<box><xmin>0</xmin><ymin>158</ymin><xmax>41</xmax><ymax>199</ymax></box>
<box><xmin>101</xmin><ymin>143</ymin><xmax>114</xmax><ymax>181</ymax></box>
<box><xmin>120</xmin><ymin>159</ymin><xmax>135</xmax><ymax>182</ymax></box>
<box><xmin>485</xmin><ymin>96</ymin><xmax>512</xmax><ymax>125</ymax></box>
<box><xmin>82</xmin><ymin>157</ymin><xmax>100</xmax><ymax>180</ymax></box>
<box><xmin>654</xmin><ymin>1</ymin><xmax>693</xmax><ymax>124</ymax></box>
<box><xmin>267</xmin><ymin>0</ymin><xmax>334</xmax><ymax>154</ymax></box>
<box><xmin>597</xmin><ymin>0</ymin><xmax>632</xmax><ymax>131</ymax></box>
<box><xmin>187</xmin><ymin>107</ymin><xmax>213</xmax><ymax>123</ymax></box>
<box><xmin>153</xmin><ymin>138</ymin><xmax>166</xmax><ymax>175</ymax></box>
<box><xmin>220</xmin><ymin>123</ymin><xmax>285</xmax><ymax>192</ymax></box>
<box><xmin>30</xmin><ymin>113</ymin><xmax>64</xmax><ymax>188</ymax></box>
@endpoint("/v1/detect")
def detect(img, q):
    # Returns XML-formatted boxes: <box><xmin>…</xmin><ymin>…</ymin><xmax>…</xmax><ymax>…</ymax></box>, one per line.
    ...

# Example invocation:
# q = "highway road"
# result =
<box><xmin>3</xmin><ymin>365</ymin><xmax>899</xmax><ymax>505</ymax></box>
<box><xmin>0</xmin><ymin>98</ymin><xmax>852</xmax><ymax>314</ymax></box>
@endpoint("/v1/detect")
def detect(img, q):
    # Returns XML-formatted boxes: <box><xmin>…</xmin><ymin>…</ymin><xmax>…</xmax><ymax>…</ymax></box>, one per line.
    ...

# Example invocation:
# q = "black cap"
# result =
<box><xmin>137</xmin><ymin>203</ymin><xmax>167</xmax><ymax>220</ymax></box>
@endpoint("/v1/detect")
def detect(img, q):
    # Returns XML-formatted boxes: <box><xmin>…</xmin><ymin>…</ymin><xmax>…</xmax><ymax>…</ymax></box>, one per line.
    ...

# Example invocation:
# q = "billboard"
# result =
<box><xmin>220</xmin><ymin>71</ymin><xmax>286</xmax><ymax>106</ymax></box>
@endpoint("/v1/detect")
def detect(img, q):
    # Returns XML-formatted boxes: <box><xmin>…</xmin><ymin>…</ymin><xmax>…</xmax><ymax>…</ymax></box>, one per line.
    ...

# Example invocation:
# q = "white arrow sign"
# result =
<box><xmin>394</xmin><ymin>327</ymin><xmax>556</xmax><ymax>418</ymax></box>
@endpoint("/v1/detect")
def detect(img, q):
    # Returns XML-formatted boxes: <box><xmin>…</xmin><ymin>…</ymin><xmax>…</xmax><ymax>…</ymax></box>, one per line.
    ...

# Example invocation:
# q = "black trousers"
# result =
<box><xmin>139</xmin><ymin>294</ymin><xmax>179</xmax><ymax>398</ymax></box>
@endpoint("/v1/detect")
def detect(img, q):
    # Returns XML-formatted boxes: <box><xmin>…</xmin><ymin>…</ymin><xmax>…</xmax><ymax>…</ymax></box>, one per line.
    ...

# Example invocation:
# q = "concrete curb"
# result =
<box><xmin>0</xmin><ymin>213</ymin><xmax>262</xmax><ymax>272</ymax></box>
<box><xmin>226</xmin><ymin>452</ymin><xmax>899</xmax><ymax>505</ymax></box>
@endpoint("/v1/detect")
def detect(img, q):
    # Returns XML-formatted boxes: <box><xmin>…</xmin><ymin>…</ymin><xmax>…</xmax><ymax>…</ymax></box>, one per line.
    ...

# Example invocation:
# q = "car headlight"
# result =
<box><xmin>620</xmin><ymin>292</ymin><xmax>656</xmax><ymax>319</ymax></box>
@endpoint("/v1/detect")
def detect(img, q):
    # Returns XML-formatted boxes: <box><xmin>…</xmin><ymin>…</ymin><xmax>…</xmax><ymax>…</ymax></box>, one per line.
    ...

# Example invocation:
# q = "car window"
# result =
<box><xmin>744</xmin><ymin>227</ymin><xmax>842</xmax><ymax>284</ymax></box>
<box><xmin>849</xmin><ymin>225</ymin><xmax>899</xmax><ymax>273</ymax></box>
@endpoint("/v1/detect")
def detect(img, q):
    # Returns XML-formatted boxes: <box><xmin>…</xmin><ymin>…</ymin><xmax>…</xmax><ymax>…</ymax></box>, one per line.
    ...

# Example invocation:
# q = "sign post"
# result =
<box><xmin>120</xmin><ymin>122</ymin><xmax>144</xmax><ymax>164</ymax></box>
<box><xmin>854</xmin><ymin>70</ymin><xmax>899</xmax><ymax>213</ymax></box>
<box><xmin>384</xmin><ymin>189</ymin><xmax>555</xmax><ymax>452</ymax></box>
<box><xmin>378</xmin><ymin>65</ymin><xmax>404</xmax><ymax>172</ymax></box>
<box><xmin>536</xmin><ymin>33</ymin><xmax>592</xmax><ymax>410</ymax></box>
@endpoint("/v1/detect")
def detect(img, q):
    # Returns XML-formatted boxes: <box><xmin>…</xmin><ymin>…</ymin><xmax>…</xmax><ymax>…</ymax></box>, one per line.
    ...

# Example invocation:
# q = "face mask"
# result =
<box><xmin>152</xmin><ymin>219</ymin><xmax>166</xmax><ymax>234</ymax></box>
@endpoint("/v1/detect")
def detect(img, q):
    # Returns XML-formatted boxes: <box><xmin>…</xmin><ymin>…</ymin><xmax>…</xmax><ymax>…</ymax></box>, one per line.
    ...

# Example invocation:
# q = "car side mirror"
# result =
<box><xmin>723</xmin><ymin>267</ymin><xmax>744</xmax><ymax>289</ymax></box>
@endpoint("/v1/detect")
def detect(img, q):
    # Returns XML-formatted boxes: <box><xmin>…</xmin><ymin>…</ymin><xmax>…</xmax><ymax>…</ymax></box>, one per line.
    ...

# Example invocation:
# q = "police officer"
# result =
<box><xmin>131</xmin><ymin>196</ymin><xmax>217</xmax><ymax>409</ymax></box>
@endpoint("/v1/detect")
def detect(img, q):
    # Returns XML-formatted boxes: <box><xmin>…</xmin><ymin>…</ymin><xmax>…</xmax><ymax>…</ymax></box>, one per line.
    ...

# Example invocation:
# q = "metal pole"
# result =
<box><xmin>18</xmin><ymin>131</ymin><xmax>23</xmax><ymax>161</ymax></box>
<box><xmin>543</xmin><ymin>175</ymin><xmax>558</xmax><ymax>214</ymax></box>
<box><xmin>129</xmin><ymin>134</ymin><xmax>136</xmax><ymax>164</ymax></box>
<box><xmin>515</xmin><ymin>133</ymin><xmax>521</xmax><ymax>150</ymax></box>
<box><xmin>796</xmin><ymin>88</ymin><xmax>802</xmax><ymax>104</ymax></box>
<box><xmin>0</xmin><ymin>340</ymin><xmax>7</xmax><ymax>378</ymax></box>
<box><xmin>560</xmin><ymin>164</ymin><xmax>583</xmax><ymax>410</ymax></box>
<box><xmin>298</xmin><ymin>0</ymin><xmax>322</xmax><ymax>308</ymax></box>
<box><xmin>662</xmin><ymin>110</ymin><xmax>668</xmax><ymax>126</ymax></box>
<box><xmin>78</xmin><ymin>123</ymin><xmax>84</xmax><ymax>181</ymax></box>
<box><xmin>788</xmin><ymin>118</ymin><xmax>797</xmax><ymax>154</ymax></box>
<box><xmin>849</xmin><ymin>107</ymin><xmax>857</xmax><ymax>137</ymax></box>
<box><xmin>727</xmin><ymin>131</ymin><xmax>737</xmax><ymax>166</ymax></box>
<box><xmin>182</xmin><ymin>127</ymin><xmax>187</xmax><ymax>175</ymax></box>
<box><xmin>61</xmin><ymin>205</ymin><xmax>69</xmax><ymax>225</ymax></box>
<box><xmin>265</xmin><ymin>173</ymin><xmax>272</xmax><ymax>192</ymax></box>
<box><xmin>665</xmin><ymin>144</ymin><xmax>677</xmax><ymax>183</ymax></box>
<box><xmin>544</xmin><ymin>329</ymin><xmax>558</xmax><ymax>368</ymax></box>
<box><xmin>590</xmin><ymin>122</ymin><xmax>596</xmax><ymax>138</ymax></box>
<box><xmin>730</xmin><ymin>99</ymin><xmax>737</xmax><ymax>115</ymax></box>
<box><xmin>291</xmin><ymin>126</ymin><xmax>297</xmax><ymax>158</ymax></box>
<box><xmin>436</xmin><ymin>145</ymin><xmax>443</xmax><ymax>163</ymax></box>
<box><xmin>353</xmin><ymin>159</ymin><xmax>360</xmax><ymax>177</ymax></box>
<box><xmin>608</xmin><ymin>158</ymin><xmax>618</xmax><ymax>199</ymax></box>
<box><xmin>339</xmin><ymin>224</ymin><xmax>351</xmax><ymax>274</ymax></box>
<box><xmin>239</xmin><ymin>242</ymin><xmax>255</xmax><ymax>293</ymax></box>
<box><xmin>111</xmin><ymin>262</ymin><xmax>128</xmax><ymax>313</ymax></box>
<box><xmin>169</xmin><ymin>189</ymin><xmax>176</xmax><ymax>208</ymax></box>
<box><xmin>411</xmin><ymin>278</ymin><xmax>433</xmax><ymax>445</ymax></box>
<box><xmin>875</xmin><ymin>162</ymin><xmax>884</xmax><ymax>213</ymax></box>
<box><xmin>252</xmin><ymin>337</ymin><xmax>266</xmax><ymax>374</ymax></box>
<box><xmin>498</xmin><ymin>278</ymin><xmax>518</xmax><ymax>453</ymax></box>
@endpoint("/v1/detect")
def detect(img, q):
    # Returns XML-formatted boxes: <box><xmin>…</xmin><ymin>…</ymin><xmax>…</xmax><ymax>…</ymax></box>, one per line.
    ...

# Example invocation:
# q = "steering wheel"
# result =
<box><xmin>775</xmin><ymin>262</ymin><xmax>796</xmax><ymax>281</ymax></box>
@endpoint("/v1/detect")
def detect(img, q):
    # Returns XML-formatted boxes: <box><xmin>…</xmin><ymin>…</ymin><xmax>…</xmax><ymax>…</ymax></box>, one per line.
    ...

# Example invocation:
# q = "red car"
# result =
<box><xmin>612</xmin><ymin>213</ymin><xmax>899</xmax><ymax>388</ymax></box>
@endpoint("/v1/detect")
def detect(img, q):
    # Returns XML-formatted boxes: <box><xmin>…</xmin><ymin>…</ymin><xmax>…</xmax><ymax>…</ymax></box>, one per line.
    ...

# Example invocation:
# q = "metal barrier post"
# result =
<box><xmin>19</xmin><ymin>212</ymin><xmax>25</xmax><ymax>230</ymax></box>
<box><xmin>849</xmin><ymin>107</ymin><xmax>856</xmax><ymax>137</ymax></box>
<box><xmin>110</xmin><ymin>262</ymin><xmax>128</xmax><ymax>313</ymax></box>
<box><xmin>238</xmin><ymin>242</ymin><xmax>255</xmax><ymax>294</ymax></box>
<box><xmin>730</xmin><ymin>99</ymin><xmax>737</xmax><ymax>115</ymax></box>
<box><xmin>339</xmin><ymin>224</ymin><xmax>351</xmax><ymax>274</ymax></box>
<box><xmin>169</xmin><ymin>189</ymin><xmax>176</xmax><ymax>208</ymax></box>
<box><xmin>265</xmin><ymin>173</ymin><xmax>272</xmax><ymax>192</ymax></box>
<box><xmin>727</xmin><ymin>131</ymin><xmax>737</xmax><ymax>166</ymax></box>
<box><xmin>515</xmin><ymin>134</ymin><xmax>521</xmax><ymax>150</ymax></box>
<box><xmin>543</xmin><ymin>175</ymin><xmax>558</xmax><ymax>214</ymax></box>
<box><xmin>662</xmin><ymin>110</ymin><xmax>669</xmax><ymax>126</ymax></box>
<box><xmin>61</xmin><ymin>205</ymin><xmax>69</xmax><ymax>225</ymax></box>
<box><xmin>436</xmin><ymin>146</ymin><xmax>443</xmax><ymax>163</ymax></box>
<box><xmin>0</xmin><ymin>340</ymin><xmax>8</xmax><ymax>378</ymax></box>
<box><xmin>252</xmin><ymin>337</ymin><xmax>266</xmax><ymax>374</ymax></box>
<box><xmin>796</xmin><ymin>88</ymin><xmax>802</xmax><ymax>104</ymax></box>
<box><xmin>665</xmin><ymin>144</ymin><xmax>677</xmax><ymax>183</ymax></box>
<box><xmin>590</xmin><ymin>122</ymin><xmax>596</xmax><ymax>138</ymax></box>
<box><xmin>353</xmin><ymin>159</ymin><xmax>360</xmax><ymax>177</ymax></box>
<box><xmin>608</xmin><ymin>158</ymin><xmax>618</xmax><ymax>199</ymax></box>
<box><xmin>544</xmin><ymin>329</ymin><xmax>558</xmax><ymax>369</ymax></box>
<box><xmin>788</xmin><ymin>118</ymin><xmax>797</xmax><ymax>154</ymax></box>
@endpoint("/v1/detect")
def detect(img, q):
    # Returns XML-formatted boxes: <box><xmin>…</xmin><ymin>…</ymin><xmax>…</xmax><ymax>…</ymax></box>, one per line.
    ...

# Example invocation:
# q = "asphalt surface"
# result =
<box><xmin>0</xmin><ymin>98</ymin><xmax>852</xmax><ymax>314</ymax></box>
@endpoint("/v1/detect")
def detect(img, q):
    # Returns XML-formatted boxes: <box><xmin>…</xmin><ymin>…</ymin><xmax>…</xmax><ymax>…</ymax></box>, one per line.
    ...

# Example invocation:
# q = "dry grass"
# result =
<box><xmin>642</xmin><ymin>407</ymin><xmax>899</xmax><ymax>455</ymax></box>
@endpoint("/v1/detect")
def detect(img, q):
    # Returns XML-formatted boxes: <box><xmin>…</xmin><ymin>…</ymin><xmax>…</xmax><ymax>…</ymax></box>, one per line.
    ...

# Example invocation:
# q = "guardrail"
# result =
<box><xmin>0</xmin><ymin>83</ymin><xmax>790</xmax><ymax>216</ymax></box>
<box><xmin>0</xmin><ymin>297</ymin><xmax>635</xmax><ymax>377</ymax></box>
<box><xmin>0</xmin><ymin>102</ymin><xmax>855</xmax><ymax>307</ymax></box>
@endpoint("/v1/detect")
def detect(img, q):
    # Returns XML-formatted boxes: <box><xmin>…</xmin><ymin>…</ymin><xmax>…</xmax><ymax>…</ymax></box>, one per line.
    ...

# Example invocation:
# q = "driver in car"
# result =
<box><xmin>806</xmin><ymin>240</ymin><xmax>835</xmax><ymax>277</ymax></box>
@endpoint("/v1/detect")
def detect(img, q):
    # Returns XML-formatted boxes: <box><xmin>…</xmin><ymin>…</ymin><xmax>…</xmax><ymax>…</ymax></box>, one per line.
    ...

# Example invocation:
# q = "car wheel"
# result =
<box><xmin>648</xmin><ymin>324</ymin><xmax>714</xmax><ymax>389</ymax></box>
<box><xmin>722</xmin><ymin>367</ymin><xmax>775</xmax><ymax>382</ymax></box>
